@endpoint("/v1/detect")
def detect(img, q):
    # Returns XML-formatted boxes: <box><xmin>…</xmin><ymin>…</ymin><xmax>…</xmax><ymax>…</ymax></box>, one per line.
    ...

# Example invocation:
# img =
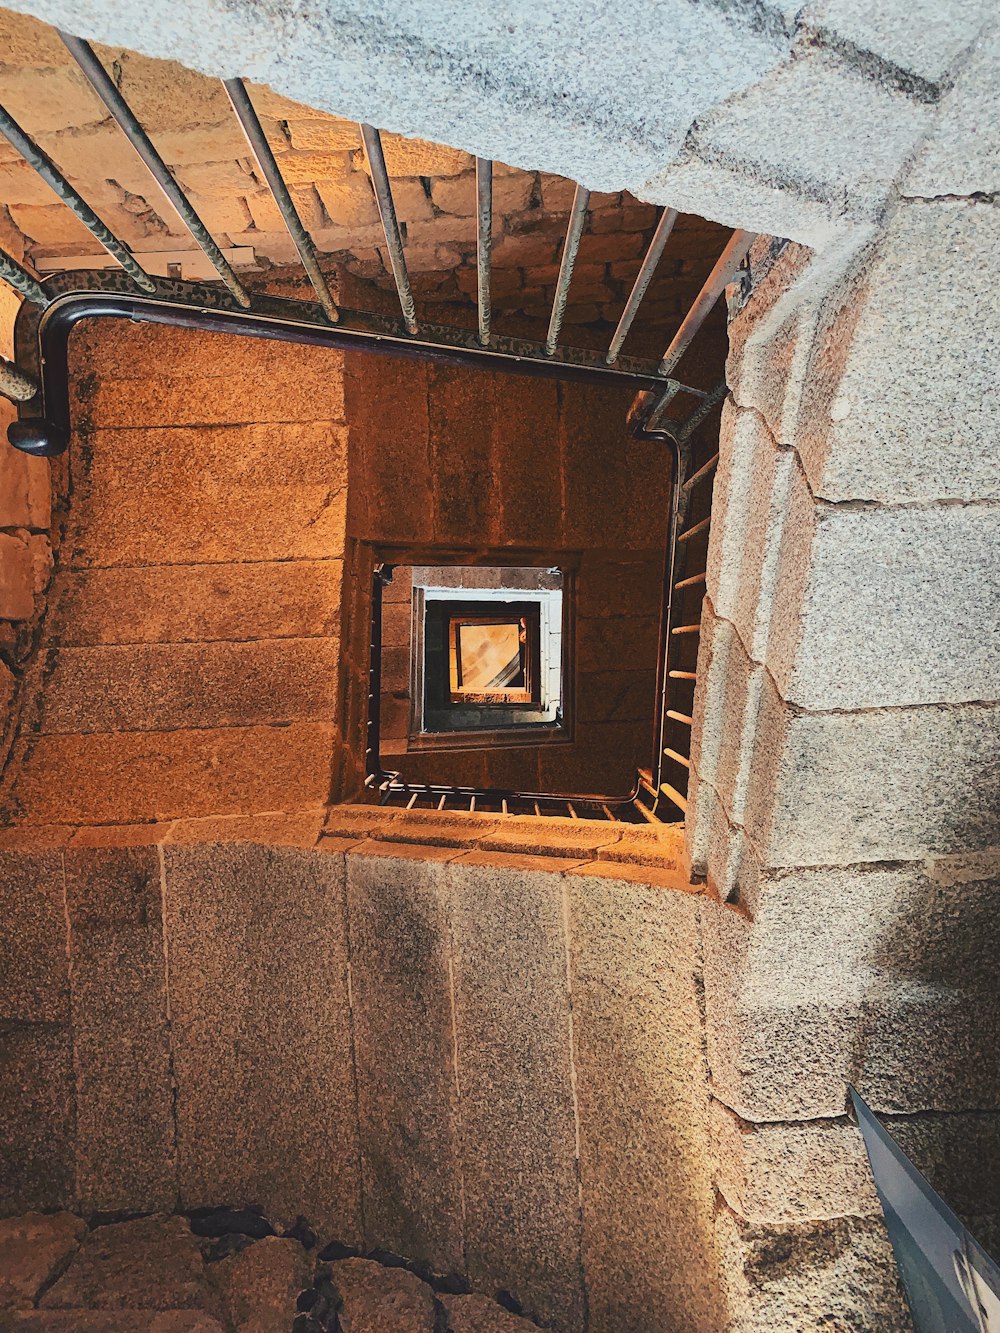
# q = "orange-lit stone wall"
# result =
<box><xmin>1</xmin><ymin>317</ymin><xmax>671</xmax><ymax>825</ymax></box>
<box><xmin>342</xmin><ymin>353</ymin><xmax>670</xmax><ymax>799</ymax></box>
<box><xmin>2</xmin><ymin>318</ymin><xmax>349</xmax><ymax>825</ymax></box>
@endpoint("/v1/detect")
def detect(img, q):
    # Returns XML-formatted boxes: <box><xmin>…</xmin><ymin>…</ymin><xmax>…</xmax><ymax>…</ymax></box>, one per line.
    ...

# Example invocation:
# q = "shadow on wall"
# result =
<box><xmin>0</xmin><ymin>827</ymin><xmax>724</xmax><ymax>1333</ymax></box>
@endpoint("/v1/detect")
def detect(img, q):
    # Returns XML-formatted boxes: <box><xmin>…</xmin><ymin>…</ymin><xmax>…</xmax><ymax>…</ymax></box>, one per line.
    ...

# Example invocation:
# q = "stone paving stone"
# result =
<box><xmin>448</xmin><ymin>858</ymin><xmax>584</xmax><ymax>1330</ymax></box>
<box><xmin>40</xmin><ymin>1216</ymin><xmax>220</xmax><ymax>1313</ymax></box>
<box><xmin>64</xmin><ymin>847</ymin><xmax>176</xmax><ymax>1213</ymax></box>
<box><xmin>327</xmin><ymin>1258</ymin><xmax>438</xmax><ymax>1333</ymax></box>
<box><xmin>346</xmin><ymin>851</ymin><xmax>464</xmax><ymax>1273</ymax></box>
<box><xmin>0</xmin><ymin>1212</ymin><xmax>85</xmax><ymax>1311</ymax></box>
<box><xmin>212</xmin><ymin>1236</ymin><xmax>312</xmax><ymax>1332</ymax></box>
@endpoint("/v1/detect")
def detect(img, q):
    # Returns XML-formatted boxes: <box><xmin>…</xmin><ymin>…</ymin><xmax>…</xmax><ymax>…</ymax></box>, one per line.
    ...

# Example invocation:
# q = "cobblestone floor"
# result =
<box><xmin>0</xmin><ymin>1209</ymin><xmax>542</xmax><ymax>1331</ymax></box>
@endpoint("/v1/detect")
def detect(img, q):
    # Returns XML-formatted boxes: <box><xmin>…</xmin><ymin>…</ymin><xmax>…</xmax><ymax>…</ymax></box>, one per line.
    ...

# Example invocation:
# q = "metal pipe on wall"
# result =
<box><xmin>59</xmin><ymin>32</ymin><xmax>252</xmax><ymax>308</ymax></box>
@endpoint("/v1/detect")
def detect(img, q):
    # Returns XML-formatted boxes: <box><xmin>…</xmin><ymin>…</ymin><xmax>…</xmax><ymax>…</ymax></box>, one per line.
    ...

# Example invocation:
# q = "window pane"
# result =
<box><xmin>454</xmin><ymin>620</ymin><xmax>524</xmax><ymax>693</ymax></box>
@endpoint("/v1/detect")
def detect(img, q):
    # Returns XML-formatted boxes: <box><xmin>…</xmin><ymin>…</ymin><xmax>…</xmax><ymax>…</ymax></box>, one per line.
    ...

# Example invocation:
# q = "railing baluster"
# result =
<box><xmin>606</xmin><ymin>206</ymin><xmax>678</xmax><ymax>364</ymax></box>
<box><xmin>60</xmin><ymin>32</ymin><xmax>251</xmax><ymax>307</ymax></box>
<box><xmin>476</xmin><ymin>157</ymin><xmax>492</xmax><ymax>346</ymax></box>
<box><xmin>361</xmin><ymin>123</ymin><xmax>417</xmax><ymax>335</ymax></box>
<box><xmin>224</xmin><ymin>78</ymin><xmax>339</xmax><ymax>323</ymax></box>
<box><xmin>658</xmin><ymin>229</ymin><xmax>755</xmax><ymax>377</ymax></box>
<box><xmin>0</xmin><ymin>246</ymin><xmax>47</xmax><ymax>304</ymax></box>
<box><xmin>0</xmin><ymin>103</ymin><xmax>156</xmax><ymax>294</ymax></box>
<box><xmin>0</xmin><ymin>355</ymin><xmax>38</xmax><ymax>402</ymax></box>
<box><xmin>545</xmin><ymin>183</ymin><xmax>590</xmax><ymax>354</ymax></box>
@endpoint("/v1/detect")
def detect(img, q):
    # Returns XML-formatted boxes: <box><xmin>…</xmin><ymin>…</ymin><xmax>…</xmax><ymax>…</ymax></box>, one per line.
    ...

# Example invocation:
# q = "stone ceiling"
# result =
<box><xmin>0</xmin><ymin>6</ymin><xmax>731</xmax><ymax>374</ymax></box>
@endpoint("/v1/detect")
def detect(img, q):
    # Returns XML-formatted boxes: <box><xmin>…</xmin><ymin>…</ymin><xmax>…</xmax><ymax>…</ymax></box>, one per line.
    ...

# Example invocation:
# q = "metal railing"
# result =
<box><xmin>0</xmin><ymin>25</ymin><xmax>752</xmax><ymax>451</ymax></box>
<box><xmin>0</xmin><ymin>23</ymin><xmax>758</xmax><ymax>825</ymax></box>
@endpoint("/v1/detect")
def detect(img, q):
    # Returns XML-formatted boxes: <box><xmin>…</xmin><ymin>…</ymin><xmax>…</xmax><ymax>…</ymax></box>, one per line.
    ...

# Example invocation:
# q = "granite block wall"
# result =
<box><xmin>0</xmin><ymin>828</ymin><xmax>721</xmax><ymax>1333</ymax></box>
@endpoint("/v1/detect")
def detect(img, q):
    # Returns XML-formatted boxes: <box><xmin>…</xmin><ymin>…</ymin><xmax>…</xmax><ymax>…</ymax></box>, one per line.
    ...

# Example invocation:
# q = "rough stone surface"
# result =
<box><xmin>438</xmin><ymin>1292</ymin><xmax>541</xmax><ymax>1331</ymax></box>
<box><xmin>708</xmin><ymin>404</ymin><xmax>1000</xmax><ymax>710</ymax></box>
<box><xmin>0</xmin><ymin>1024</ymin><xmax>75</xmax><ymax>1214</ymax></box>
<box><xmin>163</xmin><ymin>843</ymin><xmax>361</xmax><ymax>1241</ymax></box>
<box><xmin>568</xmin><ymin>873</ymin><xmax>723</xmax><ymax>1332</ymax></box>
<box><xmin>771</xmin><ymin>501</ymin><xmax>1000</xmax><ymax>710</ymax></box>
<box><xmin>0</xmin><ymin>851</ymin><xmax>69</xmax><ymax>1024</ymax></box>
<box><xmin>6</xmin><ymin>1314</ymin><xmax>225</xmax><ymax>1330</ymax></box>
<box><xmin>683</xmin><ymin>48</ymin><xmax>931</xmax><ymax>226</ymax></box>
<box><xmin>807</xmin><ymin>0</ymin><xmax>991</xmax><ymax>84</ymax></box>
<box><xmin>47</xmin><ymin>562</ymin><xmax>342</xmax><ymax>646</ymax></box>
<box><xmin>346</xmin><ymin>850</ymin><xmax>464</xmax><ymax>1274</ymax></box>
<box><xmin>715</xmin><ymin>1210</ymin><xmax>912</xmax><ymax>1333</ymax></box>
<box><xmin>0</xmin><ymin>1212</ymin><xmax>85</xmax><ymax>1311</ymax></box>
<box><xmin>8</xmin><ymin>0</ymin><xmax>963</xmax><ymax>243</ymax></box>
<box><xmin>42</xmin><ymin>639</ymin><xmax>341</xmax><ymax>733</ymax></box>
<box><xmin>713</xmin><ymin>1100</ymin><xmax>1000</xmax><ymax>1227</ymax></box>
<box><xmin>327</xmin><ymin>1258</ymin><xmax>438</xmax><ymax>1333</ymax></box>
<box><xmin>8</xmin><ymin>722</ymin><xmax>337</xmax><ymax>825</ymax></box>
<box><xmin>212</xmin><ymin>1236</ymin><xmax>312</xmax><ymax>1332</ymax></box>
<box><xmin>795</xmin><ymin>200</ymin><xmax>1000</xmax><ymax>503</ymax></box>
<box><xmin>0</xmin><ymin>533</ymin><xmax>34</xmax><ymax>620</ymax></box>
<box><xmin>63</xmin><ymin>847</ymin><xmax>176</xmax><ymax>1213</ymax></box>
<box><xmin>41</xmin><ymin>1216</ymin><xmax>219</xmax><ymax>1313</ymax></box>
<box><xmin>11</xmin><ymin>0</ymin><xmax>787</xmax><ymax>194</ymax></box>
<box><xmin>904</xmin><ymin>21</ymin><xmax>1000</xmax><ymax>196</ymax></box>
<box><xmin>448</xmin><ymin>859</ymin><xmax>584</xmax><ymax>1329</ymax></box>
<box><xmin>701</xmin><ymin>850</ymin><xmax>1000</xmax><ymax>1120</ymax></box>
<box><xmin>744</xmin><ymin>673</ymin><xmax>1000</xmax><ymax>868</ymax></box>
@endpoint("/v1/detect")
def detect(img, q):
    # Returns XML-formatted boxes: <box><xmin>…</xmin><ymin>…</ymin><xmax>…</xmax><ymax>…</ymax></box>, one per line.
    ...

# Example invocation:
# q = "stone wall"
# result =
<box><xmin>687</xmin><ymin>199</ymin><xmax>1000</xmax><ymax>1325</ymax></box>
<box><xmin>343</xmin><ymin>352</ymin><xmax>670</xmax><ymax>797</ymax></box>
<box><xmin>0</xmin><ymin>823</ymin><xmax>722</xmax><ymax>1333</ymax></box>
<box><xmin>0</xmin><ymin>257</ymin><xmax>53</xmax><ymax>793</ymax></box>
<box><xmin>1</xmin><ymin>316</ymin><xmax>672</xmax><ymax>820</ymax></box>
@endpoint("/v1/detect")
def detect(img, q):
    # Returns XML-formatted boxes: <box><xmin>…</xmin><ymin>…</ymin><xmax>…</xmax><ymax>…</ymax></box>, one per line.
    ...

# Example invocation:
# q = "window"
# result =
<box><xmin>449</xmin><ymin>614</ymin><xmax>535</xmax><ymax>704</ymax></box>
<box><xmin>376</xmin><ymin>562</ymin><xmax>570</xmax><ymax>756</ymax></box>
